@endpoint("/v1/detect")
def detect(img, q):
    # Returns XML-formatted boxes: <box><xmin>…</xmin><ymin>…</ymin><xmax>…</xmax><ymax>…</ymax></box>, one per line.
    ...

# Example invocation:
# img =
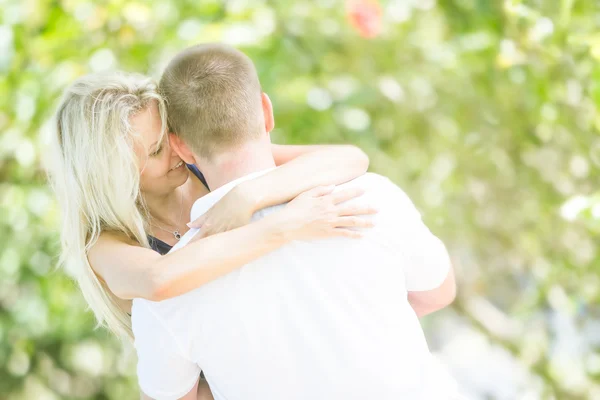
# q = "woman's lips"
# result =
<box><xmin>170</xmin><ymin>161</ymin><xmax>184</xmax><ymax>171</ymax></box>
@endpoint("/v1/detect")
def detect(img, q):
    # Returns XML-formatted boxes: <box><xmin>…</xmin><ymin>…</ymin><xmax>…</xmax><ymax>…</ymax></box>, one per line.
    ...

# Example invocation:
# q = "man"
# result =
<box><xmin>132</xmin><ymin>43</ymin><xmax>460</xmax><ymax>400</ymax></box>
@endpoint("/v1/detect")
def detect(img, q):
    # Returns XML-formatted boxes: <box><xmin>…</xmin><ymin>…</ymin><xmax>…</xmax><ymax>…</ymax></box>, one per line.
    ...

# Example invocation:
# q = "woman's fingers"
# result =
<box><xmin>330</xmin><ymin>187</ymin><xmax>365</xmax><ymax>204</ymax></box>
<box><xmin>187</xmin><ymin>214</ymin><xmax>206</xmax><ymax>229</ymax></box>
<box><xmin>337</xmin><ymin>204</ymin><xmax>378</xmax><ymax>217</ymax></box>
<box><xmin>302</xmin><ymin>185</ymin><xmax>336</xmax><ymax>198</ymax></box>
<box><xmin>333</xmin><ymin>216</ymin><xmax>375</xmax><ymax>228</ymax></box>
<box><xmin>191</xmin><ymin>224</ymin><xmax>216</xmax><ymax>241</ymax></box>
<box><xmin>332</xmin><ymin>228</ymin><xmax>364</xmax><ymax>239</ymax></box>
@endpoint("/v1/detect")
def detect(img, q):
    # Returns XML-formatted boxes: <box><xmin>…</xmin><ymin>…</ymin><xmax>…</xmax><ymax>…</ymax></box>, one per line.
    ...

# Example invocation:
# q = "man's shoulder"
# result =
<box><xmin>340</xmin><ymin>172</ymin><xmax>390</xmax><ymax>187</ymax></box>
<box><xmin>339</xmin><ymin>173</ymin><xmax>409</xmax><ymax>198</ymax></box>
<box><xmin>339</xmin><ymin>173</ymin><xmax>420</xmax><ymax>218</ymax></box>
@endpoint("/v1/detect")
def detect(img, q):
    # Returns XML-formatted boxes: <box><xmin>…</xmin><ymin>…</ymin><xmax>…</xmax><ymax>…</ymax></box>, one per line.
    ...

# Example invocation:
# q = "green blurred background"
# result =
<box><xmin>1</xmin><ymin>0</ymin><xmax>600</xmax><ymax>399</ymax></box>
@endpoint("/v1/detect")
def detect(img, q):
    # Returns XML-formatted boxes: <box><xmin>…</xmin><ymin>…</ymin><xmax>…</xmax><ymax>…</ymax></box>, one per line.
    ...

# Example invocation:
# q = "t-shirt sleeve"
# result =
<box><xmin>374</xmin><ymin>176</ymin><xmax>451</xmax><ymax>292</ymax></box>
<box><xmin>132</xmin><ymin>301</ymin><xmax>201</xmax><ymax>400</ymax></box>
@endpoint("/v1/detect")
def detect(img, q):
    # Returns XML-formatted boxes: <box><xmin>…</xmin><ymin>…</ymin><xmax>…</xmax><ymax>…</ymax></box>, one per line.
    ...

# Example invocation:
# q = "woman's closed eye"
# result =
<box><xmin>150</xmin><ymin>145</ymin><xmax>163</xmax><ymax>157</ymax></box>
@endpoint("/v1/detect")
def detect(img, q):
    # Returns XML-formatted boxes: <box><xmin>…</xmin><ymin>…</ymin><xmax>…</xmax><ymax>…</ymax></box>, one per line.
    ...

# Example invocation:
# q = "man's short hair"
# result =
<box><xmin>160</xmin><ymin>43</ymin><xmax>264</xmax><ymax>159</ymax></box>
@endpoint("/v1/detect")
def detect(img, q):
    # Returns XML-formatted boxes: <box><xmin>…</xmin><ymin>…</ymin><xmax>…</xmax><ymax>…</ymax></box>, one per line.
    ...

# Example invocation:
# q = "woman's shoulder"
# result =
<box><xmin>96</xmin><ymin>230</ymin><xmax>138</xmax><ymax>246</ymax></box>
<box><xmin>88</xmin><ymin>231</ymin><xmax>160</xmax><ymax>299</ymax></box>
<box><xmin>89</xmin><ymin>231</ymin><xmax>140</xmax><ymax>265</ymax></box>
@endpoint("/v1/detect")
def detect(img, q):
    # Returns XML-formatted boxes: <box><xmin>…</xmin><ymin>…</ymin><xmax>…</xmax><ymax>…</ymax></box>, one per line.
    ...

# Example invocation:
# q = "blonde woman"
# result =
<box><xmin>49</xmin><ymin>72</ymin><xmax>375</xmax><ymax>398</ymax></box>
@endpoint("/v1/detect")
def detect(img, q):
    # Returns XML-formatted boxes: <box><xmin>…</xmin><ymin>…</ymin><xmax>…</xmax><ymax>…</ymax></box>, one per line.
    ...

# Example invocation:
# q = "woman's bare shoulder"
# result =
<box><xmin>88</xmin><ymin>231</ymin><xmax>160</xmax><ymax>300</ymax></box>
<box><xmin>92</xmin><ymin>231</ymin><xmax>138</xmax><ymax>252</ymax></box>
<box><xmin>88</xmin><ymin>231</ymin><xmax>147</xmax><ymax>274</ymax></box>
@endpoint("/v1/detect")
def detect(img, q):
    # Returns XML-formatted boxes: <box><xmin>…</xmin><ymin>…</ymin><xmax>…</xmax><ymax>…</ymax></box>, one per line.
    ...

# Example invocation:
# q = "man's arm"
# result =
<box><xmin>399</xmin><ymin>224</ymin><xmax>456</xmax><ymax>317</ymax></box>
<box><xmin>408</xmin><ymin>265</ymin><xmax>456</xmax><ymax>317</ymax></box>
<box><xmin>374</xmin><ymin>175</ymin><xmax>456</xmax><ymax>315</ymax></box>
<box><xmin>403</xmin><ymin>228</ymin><xmax>456</xmax><ymax>317</ymax></box>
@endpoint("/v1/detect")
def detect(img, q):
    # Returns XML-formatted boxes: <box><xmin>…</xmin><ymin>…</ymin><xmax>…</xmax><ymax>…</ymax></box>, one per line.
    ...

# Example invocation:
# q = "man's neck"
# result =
<box><xmin>197</xmin><ymin>142</ymin><xmax>276</xmax><ymax>190</ymax></box>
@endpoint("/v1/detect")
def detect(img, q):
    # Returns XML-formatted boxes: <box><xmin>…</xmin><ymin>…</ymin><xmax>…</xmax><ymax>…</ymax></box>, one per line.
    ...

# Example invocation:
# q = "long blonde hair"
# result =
<box><xmin>48</xmin><ymin>72</ymin><xmax>168</xmax><ymax>341</ymax></box>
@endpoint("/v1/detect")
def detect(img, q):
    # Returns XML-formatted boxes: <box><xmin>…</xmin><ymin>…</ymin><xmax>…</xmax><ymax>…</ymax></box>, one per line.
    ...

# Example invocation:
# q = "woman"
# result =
<box><xmin>49</xmin><ymin>72</ymin><xmax>375</xmax><ymax>398</ymax></box>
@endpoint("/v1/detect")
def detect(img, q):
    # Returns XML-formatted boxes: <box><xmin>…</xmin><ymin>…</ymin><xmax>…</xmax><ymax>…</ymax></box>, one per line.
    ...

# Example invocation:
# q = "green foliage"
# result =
<box><xmin>1</xmin><ymin>0</ymin><xmax>599</xmax><ymax>398</ymax></box>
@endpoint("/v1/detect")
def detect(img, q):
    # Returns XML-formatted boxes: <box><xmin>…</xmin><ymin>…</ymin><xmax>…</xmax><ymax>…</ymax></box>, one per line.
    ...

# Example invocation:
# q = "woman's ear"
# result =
<box><xmin>261</xmin><ymin>92</ymin><xmax>274</xmax><ymax>134</ymax></box>
<box><xmin>169</xmin><ymin>133</ymin><xmax>196</xmax><ymax>165</ymax></box>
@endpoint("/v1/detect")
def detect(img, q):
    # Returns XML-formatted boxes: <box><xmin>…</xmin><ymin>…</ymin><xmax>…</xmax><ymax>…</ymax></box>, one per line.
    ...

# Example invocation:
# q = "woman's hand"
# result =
<box><xmin>275</xmin><ymin>185</ymin><xmax>378</xmax><ymax>241</ymax></box>
<box><xmin>188</xmin><ymin>144</ymin><xmax>370</xmax><ymax>238</ymax></box>
<box><xmin>187</xmin><ymin>183</ymin><xmax>259</xmax><ymax>237</ymax></box>
<box><xmin>189</xmin><ymin>184</ymin><xmax>377</xmax><ymax>241</ymax></box>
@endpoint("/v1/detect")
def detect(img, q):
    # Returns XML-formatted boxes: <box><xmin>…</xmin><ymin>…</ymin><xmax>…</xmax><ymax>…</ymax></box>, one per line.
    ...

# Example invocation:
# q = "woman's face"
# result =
<box><xmin>130</xmin><ymin>100</ymin><xmax>189</xmax><ymax>196</ymax></box>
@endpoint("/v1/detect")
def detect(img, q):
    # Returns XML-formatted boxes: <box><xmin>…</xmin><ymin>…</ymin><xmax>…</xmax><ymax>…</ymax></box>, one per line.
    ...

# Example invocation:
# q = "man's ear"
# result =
<box><xmin>169</xmin><ymin>133</ymin><xmax>196</xmax><ymax>165</ymax></box>
<box><xmin>261</xmin><ymin>92</ymin><xmax>274</xmax><ymax>134</ymax></box>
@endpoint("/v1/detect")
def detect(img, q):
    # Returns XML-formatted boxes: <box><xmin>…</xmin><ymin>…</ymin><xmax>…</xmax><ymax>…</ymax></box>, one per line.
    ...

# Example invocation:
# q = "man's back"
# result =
<box><xmin>133</xmin><ymin>172</ymin><xmax>456</xmax><ymax>400</ymax></box>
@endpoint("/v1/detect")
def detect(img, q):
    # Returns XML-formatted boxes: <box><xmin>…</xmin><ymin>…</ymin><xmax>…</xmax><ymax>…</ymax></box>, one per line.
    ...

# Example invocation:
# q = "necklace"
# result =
<box><xmin>149</xmin><ymin>189</ymin><xmax>185</xmax><ymax>241</ymax></box>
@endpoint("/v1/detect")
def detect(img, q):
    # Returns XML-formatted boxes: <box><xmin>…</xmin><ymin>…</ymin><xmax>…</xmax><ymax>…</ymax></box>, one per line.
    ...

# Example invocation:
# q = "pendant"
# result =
<box><xmin>173</xmin><ymin>230</ymin><xmax>181</xmax><ymax>241</ymax></box>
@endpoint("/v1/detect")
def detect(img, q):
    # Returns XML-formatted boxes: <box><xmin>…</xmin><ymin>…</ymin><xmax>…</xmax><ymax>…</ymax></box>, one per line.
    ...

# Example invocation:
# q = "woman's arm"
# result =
<box><xmin>91</xmin><ymin>215</ymin><xmax>287</xmax><ymax>301</ymax></box>
<box><xmin>89</xmin><ymin>185</ymin><xmax>376</xmax><ymax>301</ymax></box>
<box><xmin>188</xmin><ymin>144</ymin><xmax>370</xmax><ymax>231</ymax></box>
<box><xmin>254</xmin><ymin>143</ymin><xmax>370</xmax><ymax>209</ymax></box>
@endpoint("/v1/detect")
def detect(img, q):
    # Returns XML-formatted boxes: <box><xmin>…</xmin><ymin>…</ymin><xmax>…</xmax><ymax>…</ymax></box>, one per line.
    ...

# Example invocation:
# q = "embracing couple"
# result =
<box><xmin>51</xmin><ymin>43</ymin><xmax>462</xmax><ymax>400</ymax></box>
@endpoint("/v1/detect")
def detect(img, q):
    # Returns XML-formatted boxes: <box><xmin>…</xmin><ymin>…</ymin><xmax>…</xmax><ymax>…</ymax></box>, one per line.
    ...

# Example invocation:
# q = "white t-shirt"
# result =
<box><xmin>132</xmin><ymin>170</ymin><xmax>459</xmax><ymax>400</ymax></box>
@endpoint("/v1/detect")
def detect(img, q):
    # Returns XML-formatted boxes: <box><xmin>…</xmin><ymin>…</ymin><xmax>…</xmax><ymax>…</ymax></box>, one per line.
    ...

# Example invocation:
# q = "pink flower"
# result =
<box><xmin>346</xmin><ymin>0</ymin><xmax>382</xmax><ymax>38</ymax></box>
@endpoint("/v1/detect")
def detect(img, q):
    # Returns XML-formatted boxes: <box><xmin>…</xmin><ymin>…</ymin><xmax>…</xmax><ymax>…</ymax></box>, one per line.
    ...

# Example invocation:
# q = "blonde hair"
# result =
<box><xmin>159</xmin><ymin>43</ymin><xmax>264</xmax><ymax>160</ymax></box>
<box><xmin>48</xmin><ymin>72</ymin><xmax>168</xmax><ymax>341</ymax></box>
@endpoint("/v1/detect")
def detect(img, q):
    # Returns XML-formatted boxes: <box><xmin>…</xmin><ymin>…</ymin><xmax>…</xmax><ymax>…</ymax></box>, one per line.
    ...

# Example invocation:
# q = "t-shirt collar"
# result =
<box><xmin>190</xmin><ymin>167</ymin><xmax>278</xmax><ymax>220</ymax></box>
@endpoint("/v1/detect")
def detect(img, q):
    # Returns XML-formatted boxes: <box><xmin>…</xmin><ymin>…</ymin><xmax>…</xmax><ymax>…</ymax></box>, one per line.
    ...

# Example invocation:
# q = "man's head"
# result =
<box><xmin>160</xmin><ymin>43</ymin><xmax>274</xmax><ymax>163</ymax></box>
